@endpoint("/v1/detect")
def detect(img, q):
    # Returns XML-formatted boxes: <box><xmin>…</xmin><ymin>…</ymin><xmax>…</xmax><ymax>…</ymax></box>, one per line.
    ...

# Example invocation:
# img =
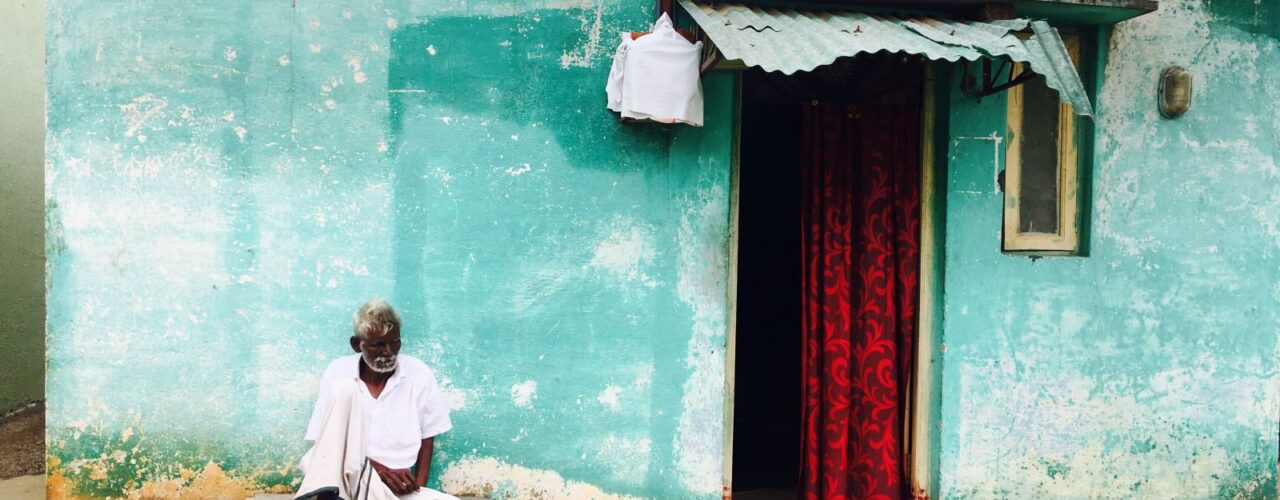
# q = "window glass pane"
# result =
<box><xmin>1017</xmin><ymin>74</ymin><xmax>1061</xmax><ymax>235</ymax></box>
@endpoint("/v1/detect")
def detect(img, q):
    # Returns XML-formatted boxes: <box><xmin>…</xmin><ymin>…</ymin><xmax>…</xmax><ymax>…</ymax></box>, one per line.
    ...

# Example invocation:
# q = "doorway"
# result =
<box><xmin>730</xmin><ymin>54</ymin><xmax>924</xmax><ymax>499</ymax></box>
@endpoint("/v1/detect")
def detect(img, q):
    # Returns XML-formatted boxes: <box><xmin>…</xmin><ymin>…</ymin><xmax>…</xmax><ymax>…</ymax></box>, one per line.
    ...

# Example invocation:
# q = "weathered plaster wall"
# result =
<box><xmin>0</xmin><ymin>0</ymin><xmax>47</xmax><ymax>414</ymax></box>
<box><xmin>44</xmin><ymin>0</ymin><xmax>734</xmax><ymax>497</ymax></box>
<box><xmin>939</xmin><ymin>0</ymin><xmax>1279</xmax><ymax>497</ymax></box>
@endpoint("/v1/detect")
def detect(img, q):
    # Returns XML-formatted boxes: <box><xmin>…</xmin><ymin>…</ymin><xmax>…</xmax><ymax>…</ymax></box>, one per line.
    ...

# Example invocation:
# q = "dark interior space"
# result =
<box><xmin>731</xmin><ymin>54</ymin><xmax>923</xmax><ymax>497</ymax></box>
<box><xmin>731</xmin><ymin>95</ymin><xmax>804</xmax><ymax>494</ymax></box>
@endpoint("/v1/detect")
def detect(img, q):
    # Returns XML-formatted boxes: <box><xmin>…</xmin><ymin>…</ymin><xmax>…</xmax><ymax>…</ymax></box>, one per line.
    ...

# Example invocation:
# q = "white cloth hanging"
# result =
<box><xmin>606</xmin><ymin>13</ymin><xmax>704</xmax><ymax>126</ymax></box>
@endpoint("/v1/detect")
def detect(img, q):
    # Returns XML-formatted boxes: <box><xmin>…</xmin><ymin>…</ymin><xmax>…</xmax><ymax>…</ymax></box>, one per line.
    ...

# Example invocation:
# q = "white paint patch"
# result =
<box><xmin>349</xmin><ymin>59</ymin><xmax>368</xmax><ymax>84</ymax></box>
<box><xmin>437</xmin><ymin>376</ymin><xmax>473</xmax><ymax>411</ymax></box>
<box><xmin>223</xmin><ymin>47</ymin><xmax>237</xmax><ymax>61</ymax></box>
<box><xmin>386</xmin><ymin>17</ymin><xmax>398</xmax><ymax>29</ymax></box>
<box><xmin>673</xmin><ymin>186</ymin><xmax>728</xmax><ymax>495</ymax></box>
<box><xmin>435</xmin><ymin>168</ymin><xmax>454</xmax><ymax>188</ymax></box>
<box><xmin>587</xmin><ymin>226</ymin><xmax>658</xmax><ymax>288</ymax></box>
<box><xmin>949</xmin><ymin>354</ymin><xmax>1258</xmax><ymax>498</ymax></box>
<box><xmin>439</xmin><ymin>457</ymin><xmax>640</xmax><ymax>499</ymax></box>
<box><xmin>596</xmin><ymin>434</ymin><xmax>651</xmax><ymax>483</ymax></box>
<box><xmin>1059</xmin><ymin>309</ymin><xmax>1089</xmax><ymax>336</ymax></box>
<box><xmin>1091</xmin><ymin>0</ymin><xmax>1212</xmax><ymax>258</ymax></box>
<box><xmin>234</xmin><ymin>126</ymin><xmax>247</xmax><ymax>141</ymax></box>
<box><xmin>954</xmin><ymin>133</ymin><xmax>1005</xmax><ymax>192</ymax></box>
<box><xmin>426</xmin><ymin>45</ymin><xmax>438</xmax><ymax>56</ymax></box>
<box><xmin>505</xmin><ymin>163</ymin><xmax>531</xmax><ymax>176</ymax></box>
<box><xmin>308</xmin><ymin>43</ymin><xmax>322</xmax><ymax>53</ymax></box>
<box><xmin>324</xmin><ymin>99</ymin><xmax>337</xmax><ymax>110</ymax></box>
<box><xmin>277</xmin><ymin>55</ymin><xmax>290</xmax><ymax>66</ymax></box>
<box><xmin>629</xmin><ymin>363</ymin><xmax>653</xmax><ymax>390</ymax></box>
<box><xmin>597</xmin><ymin>384</ymin><xmax>622</xmax><ymax>412</ymax></box>
<box><xmin>119</xmin><ymin>94</ymin><xmax>168</xmax><ymax>138</ymax></box>
<box><xmin>510</xmin><ymin>380</ymin><xmax>537</xmax><ymax>409</ymax></box>
<box><xmin>559</xmin><ymin>2</ymin><xmax>606</xmax><ymax>68</ymax></box>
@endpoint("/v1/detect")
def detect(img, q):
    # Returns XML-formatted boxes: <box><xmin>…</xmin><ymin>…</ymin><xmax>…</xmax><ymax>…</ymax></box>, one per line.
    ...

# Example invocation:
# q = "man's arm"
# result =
<box><xmin>414</xmin><ymin>437</ymin><xmax>435</xmax><ymax>487</ymax></box>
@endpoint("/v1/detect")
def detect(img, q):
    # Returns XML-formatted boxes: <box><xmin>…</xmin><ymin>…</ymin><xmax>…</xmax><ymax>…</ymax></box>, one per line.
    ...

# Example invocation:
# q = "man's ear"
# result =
<box><xmin>350</xmin><ymin>336</ymin><xmax>362</xmax><ymax>353</ymax></box>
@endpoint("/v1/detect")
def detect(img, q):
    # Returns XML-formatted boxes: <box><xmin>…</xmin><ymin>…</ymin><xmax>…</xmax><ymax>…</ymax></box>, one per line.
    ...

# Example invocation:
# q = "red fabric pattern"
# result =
<box><xmin>800</xmin><ymin>103</ymin><xmax>920</xmax><ymax>500</ymax></box>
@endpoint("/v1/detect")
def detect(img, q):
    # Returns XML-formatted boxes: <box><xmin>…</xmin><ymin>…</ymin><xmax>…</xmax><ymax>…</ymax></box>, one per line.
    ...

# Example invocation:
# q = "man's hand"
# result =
<box><xmin>369</xmin><ymin>458</ymin><xmax>420</xmax><ymax>495</ymax></box>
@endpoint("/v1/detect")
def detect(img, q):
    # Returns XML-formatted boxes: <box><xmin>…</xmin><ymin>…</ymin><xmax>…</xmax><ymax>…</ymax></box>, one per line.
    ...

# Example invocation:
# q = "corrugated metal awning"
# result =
<box><xmin>678</xmin><ymin>0</ymin><xmax>1094</xmax><ymax>116</ymax></box>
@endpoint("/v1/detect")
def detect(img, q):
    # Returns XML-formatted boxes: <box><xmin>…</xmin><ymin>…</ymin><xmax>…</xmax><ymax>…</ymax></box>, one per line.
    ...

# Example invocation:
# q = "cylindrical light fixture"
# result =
<box><xmin>1158</xmin><ymin>66</ymin><xmax>1192</xmax><ymax>119</ymax></box>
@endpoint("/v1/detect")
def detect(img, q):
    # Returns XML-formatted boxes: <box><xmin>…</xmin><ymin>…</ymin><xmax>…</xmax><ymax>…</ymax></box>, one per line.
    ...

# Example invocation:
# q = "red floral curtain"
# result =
<box><xmin>799</xmin><ymin>102</ymin><xmax>920</xmax><ymax>500</ymax></box>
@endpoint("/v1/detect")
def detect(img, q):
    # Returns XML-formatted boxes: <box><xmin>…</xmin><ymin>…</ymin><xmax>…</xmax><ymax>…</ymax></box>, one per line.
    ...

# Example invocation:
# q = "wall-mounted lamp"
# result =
<box><xmin>1158</xmin><ymin>66</ymin><xmax>1192</xmax><ymax>119</ymax></box>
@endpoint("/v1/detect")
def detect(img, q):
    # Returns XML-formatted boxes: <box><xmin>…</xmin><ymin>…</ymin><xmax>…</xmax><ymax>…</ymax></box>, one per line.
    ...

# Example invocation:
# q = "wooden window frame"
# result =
<box><xmin>1002</xmin><ymin>35</ymin><xmax>1082</xmax><ymax>255</ymax></box>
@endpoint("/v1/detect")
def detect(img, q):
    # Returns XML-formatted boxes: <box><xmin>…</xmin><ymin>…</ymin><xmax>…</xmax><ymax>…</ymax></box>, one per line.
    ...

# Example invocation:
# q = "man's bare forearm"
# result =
<box><xmin>415</xmin><ymin>437</ymin><xmax>435</xmax><ymax>486</ymax></box>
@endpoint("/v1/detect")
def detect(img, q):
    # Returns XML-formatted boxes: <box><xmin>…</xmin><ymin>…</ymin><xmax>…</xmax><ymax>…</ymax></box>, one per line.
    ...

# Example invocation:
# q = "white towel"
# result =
<box><xmin>605</xmin><ymin>13</ymin><xmax>704</xmax><ymax>126</ymax></box>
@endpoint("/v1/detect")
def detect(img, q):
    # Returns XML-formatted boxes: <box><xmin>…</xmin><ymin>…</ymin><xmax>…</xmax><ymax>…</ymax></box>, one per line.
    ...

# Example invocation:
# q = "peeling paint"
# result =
<box><xmin>511</xmin><ymin>380</ymin><xmax>538</xmax><ymax>409</ymax></box>
<box><xmin>587</xmin><ymin>225</ymin><xmax>658</xmax><ymax>288</ymax></box>
<box><xmin>597</xmin><ymin>384</ymin><xmax>623</xmax><ymax>412</ymax></box>
<box><xmin>940</xmin><ymin>0</ymin><xmax>1280</xmax><ymax>497</ymax></box>
<box><xmin>125</xmin><ymin>463</ymin><xmax>252</xmax><ymax>500</ymax></box>
<box><xmin>558</xmin><ymin>1</ymin><xmax>607</xmax><ymax>69</ymax></box>
<box><xmin>45</xmin><ymin>2</ymin><xmax>737</xmax><ymax>498</ymax></box>
<box><xmin>439</xmin><ymin>457</ymin><xmax>642</xmax><ymax>499</ymax></box>
<box><xmin>673</xmin><ymin>186</ymin><xmax>728</xmax><ymax>496</ymax></box>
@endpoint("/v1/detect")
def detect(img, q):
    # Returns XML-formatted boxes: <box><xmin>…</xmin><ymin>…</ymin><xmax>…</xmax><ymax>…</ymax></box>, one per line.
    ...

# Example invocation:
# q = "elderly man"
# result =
<box><xmin>295</xmin><ymin>299</ymin><xmax>456</xmax><ymax>500</ymax></box>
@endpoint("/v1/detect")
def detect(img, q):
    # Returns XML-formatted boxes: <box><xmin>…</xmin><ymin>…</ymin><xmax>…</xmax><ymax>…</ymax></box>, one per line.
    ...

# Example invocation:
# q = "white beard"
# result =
<box><xmin>363</xmin><ymin>353</ymin><xmax>398</xmax><ymax>373</ymax></box>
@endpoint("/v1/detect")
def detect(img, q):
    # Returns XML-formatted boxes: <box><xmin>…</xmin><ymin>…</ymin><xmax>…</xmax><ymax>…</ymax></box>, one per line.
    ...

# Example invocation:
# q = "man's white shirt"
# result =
<box><xmin>302</xmin><ymin>354</ymin><xmax>452</xmax><ymax>470</ymax></box>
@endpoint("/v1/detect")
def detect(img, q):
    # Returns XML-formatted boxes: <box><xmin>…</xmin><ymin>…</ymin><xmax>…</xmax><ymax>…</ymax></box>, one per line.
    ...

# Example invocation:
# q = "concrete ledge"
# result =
<box><xmin>0</xmin><ymin>475</ymin><xmax>43</xmax><ymax>500</ymax></box>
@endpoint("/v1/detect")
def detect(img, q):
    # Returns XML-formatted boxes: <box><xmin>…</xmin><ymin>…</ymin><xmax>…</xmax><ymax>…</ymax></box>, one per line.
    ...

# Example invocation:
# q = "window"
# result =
<box><xmin>1002</xmin><ymin>34</ymin><xmax>1083</xmax><ymax>254</ymax></box>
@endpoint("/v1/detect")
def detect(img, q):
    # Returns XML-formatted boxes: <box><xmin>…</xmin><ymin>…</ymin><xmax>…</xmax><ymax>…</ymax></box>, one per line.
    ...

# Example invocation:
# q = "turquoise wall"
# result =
<box><xmin>47</xmin><ymin>0</ymin><xmax>1280</xmax><ymax>497</ymax></box>
<box><xmin>0</xmin><ymin>0</ymin><xmax>46</xmax><ymax>414</ymax></box>
<box><xmin>45</xmin><ymin>0</ymin><xmax>734</xmax><ymax>497</ymax></box>
<box><xmin>938</xmin><ymin>0</ymin><xmax>1279</xmax><ymax>497</ymax></box>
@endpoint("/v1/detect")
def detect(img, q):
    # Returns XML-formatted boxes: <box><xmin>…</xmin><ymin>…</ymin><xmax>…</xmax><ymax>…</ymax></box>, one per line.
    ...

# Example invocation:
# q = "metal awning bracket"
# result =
<box><xmin>962</xmin><ymin>58</ymin><xmax>1042</xmax><ymax>97</ymax></box>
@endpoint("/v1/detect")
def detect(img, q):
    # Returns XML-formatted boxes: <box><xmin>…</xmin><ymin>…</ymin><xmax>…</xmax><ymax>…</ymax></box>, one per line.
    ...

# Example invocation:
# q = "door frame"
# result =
<box><xmin>718</xmin><ymin>62</ymin><xmax>945</xmax><ymax>499</ymax></box>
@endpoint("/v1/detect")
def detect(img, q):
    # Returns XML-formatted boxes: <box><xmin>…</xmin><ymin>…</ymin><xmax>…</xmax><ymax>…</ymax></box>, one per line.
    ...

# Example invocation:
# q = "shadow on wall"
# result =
<box><xmin>385</xmin><ymin>16</ymin><xmax>678</xmax><ymax>173</ymax></box>
<box><xmin>1206</xmin><ymin>0</ymin><xmax>1280</xmax><ymax>35</ymax></box>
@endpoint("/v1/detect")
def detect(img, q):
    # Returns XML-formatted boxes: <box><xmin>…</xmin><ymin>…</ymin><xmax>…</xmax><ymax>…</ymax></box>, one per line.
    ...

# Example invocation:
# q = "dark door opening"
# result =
<box><xmin>731</xmin><ymin>54</ymin><xmax>923</xmax><ymax>499</ymax></box>
<box><xmin>731</xmin><ymin>95</ymin><xmax>804</xmax><ymax>497</ymax></box>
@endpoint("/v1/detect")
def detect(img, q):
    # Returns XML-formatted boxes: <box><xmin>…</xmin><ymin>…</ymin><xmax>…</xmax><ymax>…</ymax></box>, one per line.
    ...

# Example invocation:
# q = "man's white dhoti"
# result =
<box><xmin>294</xmin><ymin>379</ymin><xmax>457</xmax><ymax>500</ymax></box>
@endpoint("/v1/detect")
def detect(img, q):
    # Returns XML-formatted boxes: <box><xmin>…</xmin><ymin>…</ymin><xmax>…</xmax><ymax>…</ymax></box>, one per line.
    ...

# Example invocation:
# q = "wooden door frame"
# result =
<box><xmin>907</xmin><ymin>62</ymin><xmax>943</xmax><ymax>500</ymax></box>
<box><xmin>719</xmin><ymin>63</ymin><xmax>944</xmax><ymax>498</ymax></box>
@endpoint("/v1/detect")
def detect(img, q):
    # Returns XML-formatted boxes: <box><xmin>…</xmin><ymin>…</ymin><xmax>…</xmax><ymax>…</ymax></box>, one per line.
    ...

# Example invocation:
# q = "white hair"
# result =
<box><xmin>353</xmin><ymin>298</ymin><xmax>402</xmax><ymax>340</ymax></box>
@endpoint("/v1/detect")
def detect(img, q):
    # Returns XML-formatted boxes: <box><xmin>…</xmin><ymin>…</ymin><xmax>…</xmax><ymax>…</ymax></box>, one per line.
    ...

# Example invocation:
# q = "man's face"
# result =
<box><xmin>355</xmin><ymin>327</ymin><xmax>401</xmax><ymax>373</ymax></box>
